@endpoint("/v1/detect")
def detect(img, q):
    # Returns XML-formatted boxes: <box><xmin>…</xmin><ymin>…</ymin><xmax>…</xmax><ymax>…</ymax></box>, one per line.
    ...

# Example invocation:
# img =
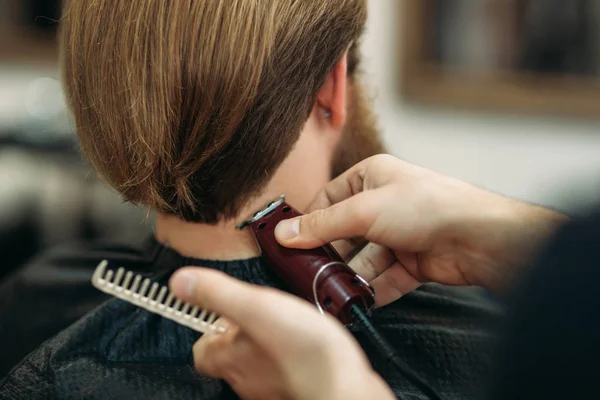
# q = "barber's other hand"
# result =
<box><xmin>169</xmin><ymin>267</ymin><xmax>395</xmax><ymax>400</ymax></box>
<box><xmin>275</xmin><ymin>154</ymin><xmax>567</xmax><ymax>302</ymax></box>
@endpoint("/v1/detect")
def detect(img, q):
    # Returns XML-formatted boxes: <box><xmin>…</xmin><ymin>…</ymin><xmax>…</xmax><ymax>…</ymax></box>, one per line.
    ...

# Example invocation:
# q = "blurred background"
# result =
<box><xmin>2</xmin><ymin>0</ymin><xmax>600</xmax><ymax>279</ymax></box>
<box><xmin>365</xmin><ymin>0</ymin><xmax>600</xmax><ymax>214</ymax></box>
<box><xmin>0</xmin><ymin>0</ymin><xmax>150</xmax><ymax>281</ymax></box>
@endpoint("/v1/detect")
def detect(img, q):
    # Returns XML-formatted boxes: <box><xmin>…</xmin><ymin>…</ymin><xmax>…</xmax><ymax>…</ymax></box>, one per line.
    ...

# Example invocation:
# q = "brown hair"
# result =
<box><xmin>60</xmin><ymin>0</ymin><xmax>367</xmax><ymax>223</ymax></box>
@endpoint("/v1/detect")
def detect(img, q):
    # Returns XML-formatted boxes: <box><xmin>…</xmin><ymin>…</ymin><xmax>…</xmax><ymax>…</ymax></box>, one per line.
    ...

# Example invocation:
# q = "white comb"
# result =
<box><xmin>91</xmin><ymin>260</ymin><xmax>226</xmax><ymax>334</ymax></box>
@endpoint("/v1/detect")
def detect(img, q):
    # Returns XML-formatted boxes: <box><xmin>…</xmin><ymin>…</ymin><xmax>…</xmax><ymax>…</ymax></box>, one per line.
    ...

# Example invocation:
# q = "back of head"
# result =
<box><xmin>60</xmin><ymin>0</ymin><xmax>367</xmax><ymax>223</ymax></box>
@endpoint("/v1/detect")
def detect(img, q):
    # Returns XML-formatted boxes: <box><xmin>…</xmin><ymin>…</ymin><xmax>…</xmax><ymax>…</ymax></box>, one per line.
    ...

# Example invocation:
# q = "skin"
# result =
<box><xmin>155</xmin><ymin>52</ymin><xmax>351</xmax><ymax>261</ymax></box>
<box><xmin>275</xmin><ymin>154</ymin><xmax>569</xmax><ymax>301</ymax></box>
<box><xmin>170</xmin><ymin>267</ymin><xmax>396</xmax><ymax>400</ymax></box>
<box><xmin>170</xmin><ymin>154</ymin><xmax>568</xmax><ymax>399</ymax></box>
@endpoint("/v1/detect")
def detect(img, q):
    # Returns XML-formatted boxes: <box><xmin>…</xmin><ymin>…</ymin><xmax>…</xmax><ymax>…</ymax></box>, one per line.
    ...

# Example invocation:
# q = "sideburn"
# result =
<box><xmin>330</xmin><ymin>80</ymin><xmax>388</xmax><ymax>178</ymax></box>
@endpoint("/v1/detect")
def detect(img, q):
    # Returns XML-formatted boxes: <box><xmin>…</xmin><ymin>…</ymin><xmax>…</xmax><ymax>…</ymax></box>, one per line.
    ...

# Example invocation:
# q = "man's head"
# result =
<box><xmin>60</xmin><ymin>0</ymin><xmax>385</xmax><ymax>223</ymax></box>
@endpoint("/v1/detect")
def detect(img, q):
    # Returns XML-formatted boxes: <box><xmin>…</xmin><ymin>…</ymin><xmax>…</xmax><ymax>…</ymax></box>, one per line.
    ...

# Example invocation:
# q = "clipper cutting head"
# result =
<box><xmin>91</xmin><ymin>260</ymin><xmax>226</xmax><ymax>334</ymax></box>
<box><xmin>236</xmin><ymin>194</ymin><xmax>286</xmax><ymax>230</ymax></box>
<box><xmin>234</xmin><ymin>194</ymin><xmax>376</xmax><ymax>325</ymax></box>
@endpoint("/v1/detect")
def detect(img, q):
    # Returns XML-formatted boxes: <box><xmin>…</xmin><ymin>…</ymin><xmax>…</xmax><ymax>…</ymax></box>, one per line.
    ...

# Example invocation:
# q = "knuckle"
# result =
<box><xmin>348</xmin><ymin>168</ymin><xmax>366</xmax><ymax>194</ymax></box>
<box><xmin>301</xmin><ymin>209</ymin><xmax>327</xmax><ymax>242</ymax></box>
<box><xmin>192</xmin><ymin>339</ymin><xmax>212</xmax><ymax>374</ymax></box>
<box><xmin>194</xmin><ymin>330</ymin><xmax>238</xmax><ymax>377</ymax></box>
<box><xmin>367</xmin><ymin>154</ymin><xmax>405</xmax><ymax>185</ymax></box>
<box><xmin>306</xmin><ymin>208</ymin><xmax>325</xmax><ymax>230</ymax></box>
<box><xmin>369</xmin><ymin>154</ymin><xmax>398</xmax><ymax>174</ymax></box>
<box><xmin>356</xmin><ymin>248</ymin><xmax>378</xmax><ymax>276</ymax></box>
<box><xmin>372</xmin><ymin>153</ymin><xmax>396</xmax><ymax>165</ymax></box>
<box><xmin>382</xmin><ymin>268</ymin><xmax>406</xmax><ymax>292</ymax></box>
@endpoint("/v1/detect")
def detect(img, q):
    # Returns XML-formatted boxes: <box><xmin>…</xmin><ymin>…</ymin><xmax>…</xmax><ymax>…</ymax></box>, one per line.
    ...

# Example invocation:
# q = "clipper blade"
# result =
<box><xmin>91</xmin><ymin>260</ymin><xmax>226</xmax><ymax>334</ymax></box>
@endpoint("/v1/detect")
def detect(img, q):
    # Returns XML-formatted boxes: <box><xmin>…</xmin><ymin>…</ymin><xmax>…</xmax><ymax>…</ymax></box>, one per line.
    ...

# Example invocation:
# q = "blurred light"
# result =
<box><xmin>23</xmin><ymin>77</ymin><xmax>65</xmax><ymax>121</ymax></box>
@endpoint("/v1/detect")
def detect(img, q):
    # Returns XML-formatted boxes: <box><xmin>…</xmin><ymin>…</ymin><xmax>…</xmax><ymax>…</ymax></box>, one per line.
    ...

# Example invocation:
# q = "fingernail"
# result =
<box><xmin>171</xmin><ymin>269</ymin><xmax>197</xmax><ymax>301</ymax></box>
<box><xmin>213</xmin><ymin>318</ymin><xmax>230</xmax><ymax>334</ymax></box>
<box><xmin>275</xmin><ymin>218</ymin><xmax>300</xmax><ymax>241</ymax></box>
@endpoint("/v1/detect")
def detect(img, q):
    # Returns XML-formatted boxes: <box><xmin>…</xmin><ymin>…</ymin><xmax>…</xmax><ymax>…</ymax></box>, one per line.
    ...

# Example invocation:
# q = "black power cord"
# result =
<box><xmin>349</xmin><ymin>304</ymin><xmax>445</xmax><ymax>400</ymax></box>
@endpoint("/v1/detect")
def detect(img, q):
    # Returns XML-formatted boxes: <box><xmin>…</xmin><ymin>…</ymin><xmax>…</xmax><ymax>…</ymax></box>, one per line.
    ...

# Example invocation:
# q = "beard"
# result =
<box><xmin>331</xmin><ymin>78</ymin><xmax>387</xmax><ymax>178</ymax></box>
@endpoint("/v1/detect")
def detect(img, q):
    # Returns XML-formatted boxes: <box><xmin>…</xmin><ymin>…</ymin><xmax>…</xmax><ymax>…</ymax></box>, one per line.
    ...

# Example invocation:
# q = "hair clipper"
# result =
<box><xmin>236</xmin><ymin>195</ymin><xmax>375</xmax><ymax>325</ymax></box>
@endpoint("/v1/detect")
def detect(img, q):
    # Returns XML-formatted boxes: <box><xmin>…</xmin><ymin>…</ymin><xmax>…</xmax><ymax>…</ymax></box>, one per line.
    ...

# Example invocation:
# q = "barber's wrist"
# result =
<box><xmin>460</xmin><ymin>192</ymin><xmax>568</xmax><ymax>293</ymax></box>
<box><xmin>325</xmin><ymin>369</ymin><xmax>395</xmax><ymax>400</ymax></box>
<box><xmin>365</xmin><ymin>373</ymin><xmax>397</xmax><ymax>400</ymax></box>
<box><xmin>503</xmin><ymin>201</ymin><xmax>568</xmax><ymax>280</ymax></box>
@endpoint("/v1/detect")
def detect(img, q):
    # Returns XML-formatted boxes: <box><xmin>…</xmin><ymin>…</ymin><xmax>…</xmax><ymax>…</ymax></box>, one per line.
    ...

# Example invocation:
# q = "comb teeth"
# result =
<box><xmin>91</xmin><ymin>260</ymin><xmax>226</xmax><ymax>334</ymax></box>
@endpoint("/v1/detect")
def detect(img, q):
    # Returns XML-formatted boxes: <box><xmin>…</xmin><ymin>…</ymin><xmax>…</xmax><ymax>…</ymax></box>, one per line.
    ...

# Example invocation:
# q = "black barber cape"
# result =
<box><xmin>488</xmin><ymin>210</ymin><xmax>600</xmax><ymax>400</ymax></box>
<box><xmin>0</xmin><ymin>236</ymin><xmax>501</xmax><ymax>400</ymax></box>
<box><xmin>0</xmin><ymin>242</ymin><xmax>115</xmax><ymax>377</ymax></box>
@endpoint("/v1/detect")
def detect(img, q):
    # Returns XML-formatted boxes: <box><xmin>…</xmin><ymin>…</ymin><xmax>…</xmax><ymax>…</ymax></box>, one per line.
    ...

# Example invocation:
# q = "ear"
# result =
<box><xmin>316</xmin><ymin>52</ymin><xmax>348</xmax><ymax>129</ymax></box>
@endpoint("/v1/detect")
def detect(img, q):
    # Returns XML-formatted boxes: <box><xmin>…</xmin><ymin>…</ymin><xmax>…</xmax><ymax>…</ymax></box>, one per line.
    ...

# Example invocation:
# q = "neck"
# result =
<box><xmin>154</xmin><ymin>190</ymin><xmax>296</xmax><ymax>261</ymax></box>
<box><xmin>154</xmin><ymin>134</ymin><xmax>333</xmax><ymax>260</ymax></box>
<box><xmin>155</xmin><ymin>213</ymin><xmax>261</xmax><ymax>260</ymax></box>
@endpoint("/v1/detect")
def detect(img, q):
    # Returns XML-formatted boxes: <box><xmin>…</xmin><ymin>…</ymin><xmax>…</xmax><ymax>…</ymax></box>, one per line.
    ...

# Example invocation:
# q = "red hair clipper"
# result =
<box><xmin>237</xmin><ymin>195</ymin><xmax>375</xmax><ymax>325</ymax></box>
<box><xmin>237</xmin><ymin>196</ymin><xmax>446</xmax><ymax>400</ymax></box>
<box><xmin>93</xmin><ymin>194</ymin><xmax>440</xmax><ymax>400</ymax></box>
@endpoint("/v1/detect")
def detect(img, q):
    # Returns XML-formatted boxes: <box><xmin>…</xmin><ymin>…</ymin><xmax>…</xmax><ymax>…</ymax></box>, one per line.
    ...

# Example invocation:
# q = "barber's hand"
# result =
<box><xmin>169</xmin><ymin>267</ymin><xmax>396</xmax><ymax>400</ymax></box>
<box><xmin>275</xmin><ymin>154</ymin><xmax>567</xmax><ymax>302</ymax></box>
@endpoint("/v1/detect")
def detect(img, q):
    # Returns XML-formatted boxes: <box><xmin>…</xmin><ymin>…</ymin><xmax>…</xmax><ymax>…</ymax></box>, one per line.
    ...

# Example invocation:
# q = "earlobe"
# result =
<box><xmin>316</xmin><ymin>52</ymin><xmax>348</xmax><ymax>129</ymax></box>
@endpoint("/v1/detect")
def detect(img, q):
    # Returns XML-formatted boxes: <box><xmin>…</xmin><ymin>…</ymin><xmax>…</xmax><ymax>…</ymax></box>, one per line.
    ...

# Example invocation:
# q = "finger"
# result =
<box><xmin>332</xmin><ymin>238</ymin><xmax>366</xmax><ymax>260</ymax></box>
<box><xmin>347</xmin><ymin>242</ymin><xmax>396</xmax><ymax>282</ymax></box>
<box><xmin>303</xmin><ymin>159</ymin><xmax>370</xmax><ymax>212</ymax></box>
<box><xmin>169</xmin><ymin>268</ymin><xmax>328</xmax><ymax>348</ymax></box>
<box><xmin>275</xmin><ymin>189</ymin><xmax>382</xmax><ymax>248</ymax></box>
<box><xmin>193</xmin><ymin>322</ymin><xmax>241</xmax><ymax>377</ymax></box>
<box><xmin>341</xmin><ymin>239</ymin><xmax>369</xmax><ymax>263</ymax></box>
<box><xmin>170</xmin><ymin>268</ymin><xmax>267</xmax><ymax>331</ymax></box>
<box><xmin>304</xmin><ymin>154</ymin><xmax>405</xmax><ymax>213</ymax></box>
<box><xmin>222</xmin><ymin>334</ymin><xmax>276</xmax><ymax>399</ymax></box>
<box><xmin>197</xmin><ymin>331</ymin><xmax>283</xmax><ymax>400</ymax></box>
<box><xmin>302</xmin><ymin>161</ymin><xmax>367</xmax><ymax>258</ymax></box>
<box><xmin>206</xmin><ymin>316</ymin><xmax>233</xmax><ymax>336</ymax></box>
<box><xmin>331</xmin><ymin>239</ymin><xmax>355</xmax><ymax>259</ymax></box>
<box><xmin>369</xmin><ymin>263</ymin><xmax>422</xmax><ymax>307</ymax></box>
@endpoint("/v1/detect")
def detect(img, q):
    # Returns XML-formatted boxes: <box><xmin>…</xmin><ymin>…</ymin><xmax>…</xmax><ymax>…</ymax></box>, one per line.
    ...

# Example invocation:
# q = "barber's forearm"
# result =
<box><xmin>328</xmin><ymin>371</ymin><xmax>396</xmax><ymax>400</ymax></box>
<box><xmin>367</xmin><ymin>375</ymin><xmax>397</xmax><ymax>400</ymax></box>
<box><xmin>466</xmin><ymin>197</ymin><xmax>569</xmax><ymax>294</ymax></box>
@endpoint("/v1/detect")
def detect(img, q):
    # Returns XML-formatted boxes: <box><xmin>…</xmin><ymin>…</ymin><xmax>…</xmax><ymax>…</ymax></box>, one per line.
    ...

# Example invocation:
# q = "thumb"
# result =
<box><xmin>169</xmin><ymin>267</ymin><xmax>329</xmax><ymax>349</ymax></box>
<box><xmin>274</xmin><ymin>191</ymin><xmax>376</xmax><ymax>249</ymax></box>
